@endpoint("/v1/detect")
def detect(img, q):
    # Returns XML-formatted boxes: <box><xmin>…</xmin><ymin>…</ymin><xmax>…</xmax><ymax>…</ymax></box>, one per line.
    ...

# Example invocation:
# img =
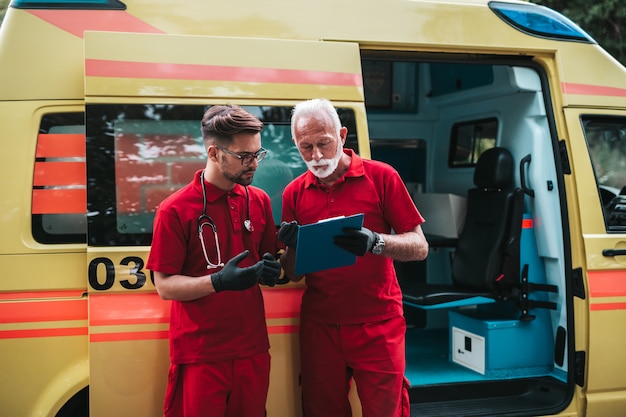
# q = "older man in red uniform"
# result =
<box><xmin>279</xmin><ymin>99</ymin><xmax>429</xmax><ymax>417</ymax></box>
<box><xmin>147</xmin><ymin>105</ymin><xmax>281</xmax><ymax>417</ymax></box>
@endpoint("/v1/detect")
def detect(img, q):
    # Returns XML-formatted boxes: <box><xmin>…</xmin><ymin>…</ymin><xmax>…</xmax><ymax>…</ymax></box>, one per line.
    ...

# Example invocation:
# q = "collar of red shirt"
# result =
<box><xmin>303</xmin><ymin>148</ymin><xmax>364</xmax><ymax>188</ymax></box>
<box><xmin>193</xmin><ymin>169</ymin><xmax>247</xmax><ymax>202</ymax></box>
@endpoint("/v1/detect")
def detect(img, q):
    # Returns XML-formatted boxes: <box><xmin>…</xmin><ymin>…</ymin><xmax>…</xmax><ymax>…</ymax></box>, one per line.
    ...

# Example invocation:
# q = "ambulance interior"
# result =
<box><xmin>359</xmin><ymin>55</ymin><xmax>571</xmax><ymax>415</ymax></box>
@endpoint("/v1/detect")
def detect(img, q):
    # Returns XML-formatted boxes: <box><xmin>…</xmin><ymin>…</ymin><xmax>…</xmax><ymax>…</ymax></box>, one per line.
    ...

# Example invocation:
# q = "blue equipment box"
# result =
<box><xmin>449</xmin><ymin>310</ymin><xmax>553</xmax><ymax>378</ymax></box>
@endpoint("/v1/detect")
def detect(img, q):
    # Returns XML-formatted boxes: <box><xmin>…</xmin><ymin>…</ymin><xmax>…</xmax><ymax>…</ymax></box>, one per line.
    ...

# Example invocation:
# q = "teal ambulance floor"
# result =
<box><xmin>405</xmin><ymin>326</ymin><xmax>556</xmax><ymax>386</ymax></box>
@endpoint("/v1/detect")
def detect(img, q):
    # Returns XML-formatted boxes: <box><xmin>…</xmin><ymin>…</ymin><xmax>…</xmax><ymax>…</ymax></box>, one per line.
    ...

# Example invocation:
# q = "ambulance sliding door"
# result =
<box><xmin>564</xmin><ymin>108</ymin><xmax>626</xmax><ymax>415</ymax></box>
<box><xmin>83</xmin><ymin>31</ymin><xmax>364</xmax><ymax>417</ymax></box>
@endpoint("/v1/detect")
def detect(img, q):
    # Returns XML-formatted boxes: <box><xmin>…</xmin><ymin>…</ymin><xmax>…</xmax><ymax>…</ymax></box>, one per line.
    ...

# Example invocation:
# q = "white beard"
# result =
<box><xmin>305</xmin><ymin>141</ymin><xmax>343</xmax><ymax>179</ymax></box>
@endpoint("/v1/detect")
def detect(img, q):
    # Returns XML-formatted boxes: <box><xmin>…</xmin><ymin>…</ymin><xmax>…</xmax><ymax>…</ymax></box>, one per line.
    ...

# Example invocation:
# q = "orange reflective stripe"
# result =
<box><xmin>90</xmin><ymin>289</ymin><xmax>304</xmax><ymax>325</ymax></box>
<box><xmin>0</xmin><ymin>290</ymin><xmax>84</xmax><ymax>300</ymax></box>
<box><xmin>90</xmin><ymin>330</ymin><xmax>169</xmax><ymax>343</ymax></box>
<box><xmin>28</xmin><ymin>9</ymin><xmax>163</xmax><ymax>38</ymax></box>
<box><xmin>89</xmin><ymin>293</ymin><xmax>169</xmax><ymax>342</ymax></box>
<box><xmin>88</xmin><ymin>290</ymin><xmax>303</xmax><ymax>343</ymax></box>
<box><xmin>562</xmin><ymin>82</ymin><xmax>626</xmax><ymax>98</ymax></box>
<box><xmin>591</xmin><ymin>302</ymin><xmax>626</xmax><ymax>311</ymax></box>
<box><xmin>263</xmin><ymin>287</ymin><xmax>304</xmax><ymax>319</ymax></box>
<box><xmin>0</xmin><ymin>295</ymin><xmax>87</xmax><ymax>340</ymax></box>
<box><xmin>89</xmin><ymin>293</ymin><xmax>170</xmax><ymax>326</ymax></box>
<box><xmin>85</xmin><ymin>59</ymin><xmax>362</xmax><ymax>87</ymax></box>
<box><xmin>36</xmin><ymin>133</ymin><xmax>85</xmax><ymax>158</ymax></box>
<box><xmin>522</xmin><ymin>218</ymin><xmax>533</xmax><ymax>228</ymax></box>
<box><xmin>34</xmin><ymin>161</ymin><xmax>86</xmax><ymax>187</ymax></box>
<box><xmin>89</xmin><ymin>324</ymin><xmax>299</xmax><ymax>341</ymax></box>
<box><xmin>32</xmin><ymin>188</ymin><xmax>86</xmax><ymax>214</ymax></box>
<box><xmin>0</xmin><ymin>299</ymin><xmax>86</xmax><ymax>324</ymax></box>
<box><xmin>268</xmin><ymin>325</ymin><xmax>299</xmax><ymax>335</ymax></box>
<box><xmin>588</xmin><ymin>270</ymin><xmax>626</xmax><ymax>298</ymax></box>
<box><xmin>0</xmin><ymin>327</ymin><xmax>87</xmax><ymax>340</ymax></box>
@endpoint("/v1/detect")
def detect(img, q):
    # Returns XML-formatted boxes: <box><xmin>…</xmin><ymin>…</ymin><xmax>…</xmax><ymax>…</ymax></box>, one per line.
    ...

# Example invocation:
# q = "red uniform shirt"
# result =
<box><xmin>147</xmin><ymin>170</ymin><xmax>276</xmax><ymax>364</ymax></box>
<box><xmin>282</xmin><ymin>149</ymin><xmax>424</xmax><ymax>324</ymax></box>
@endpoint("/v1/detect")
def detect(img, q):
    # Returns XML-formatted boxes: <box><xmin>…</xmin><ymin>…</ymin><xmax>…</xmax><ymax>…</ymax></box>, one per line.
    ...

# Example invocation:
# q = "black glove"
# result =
<box><xmin>278</xmin><ymin>221</ymin><xmax>299</xmax><ymax>248</ymax></box>
<box><xmin>211</xmin><ymin>250</ymin><xmax>263</xmax><ymax>292</ymax></box>
<box><xmin>333</xmin><ymin>227</ymin><xmax>378</xmax><ymax>256</ymax></box>
<box><xmin>259</xmin><ymin>252</ymin><xmax>281</xmax><ymax>287</ymax></box>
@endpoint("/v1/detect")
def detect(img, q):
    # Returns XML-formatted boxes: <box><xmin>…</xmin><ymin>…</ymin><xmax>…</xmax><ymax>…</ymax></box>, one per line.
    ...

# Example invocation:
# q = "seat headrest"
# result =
<box><xmin>473</xmin><ymin>147</ymin><xmax>514</xmax><ymax>189</ymax></box>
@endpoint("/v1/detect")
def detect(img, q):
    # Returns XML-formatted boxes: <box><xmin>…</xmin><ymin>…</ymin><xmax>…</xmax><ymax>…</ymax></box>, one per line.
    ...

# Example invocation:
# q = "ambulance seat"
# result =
<box><xmin>403</xmin><ymin>147</ymin><xmax>524</xmax><ymax>309</ymax></box>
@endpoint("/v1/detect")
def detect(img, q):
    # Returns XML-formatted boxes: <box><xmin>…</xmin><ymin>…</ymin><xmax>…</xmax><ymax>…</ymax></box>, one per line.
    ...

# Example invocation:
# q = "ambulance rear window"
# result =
<box><xmin>32</xmin><ymin>112</ymin><xmax>86</xmax><ymax>244</ymax></box>
<box><xmin>11</xmin><ymin>0</ymin><xmax>125</xmax><ymax>9</ymax></box>
<box><xmin>86</xmin><ymin>104</ymin><xmax>358</xmax><ymax>247</ymax></box>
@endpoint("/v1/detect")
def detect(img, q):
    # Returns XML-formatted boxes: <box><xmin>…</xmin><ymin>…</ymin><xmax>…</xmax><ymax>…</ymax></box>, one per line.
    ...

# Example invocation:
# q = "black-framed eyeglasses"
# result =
<box><xmin>216</xmin><ymin>146</ymin><xmax>267</xmax><ymax>166</ymax></box>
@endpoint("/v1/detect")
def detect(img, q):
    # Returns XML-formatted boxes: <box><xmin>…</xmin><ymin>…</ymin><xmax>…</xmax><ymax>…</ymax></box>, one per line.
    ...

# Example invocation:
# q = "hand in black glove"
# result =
<box><xmin>211</xmin><ymin>250</ymin><xmax>263</xmax><ymax>292</ymax></box>
<box><xmin>278</xmin><ymin>221</ymin><xmax>299</xmax><ymax>248</ymax></box>
<box><xmin>259</xmin><ymin>252</ymin><xmax>281</xmax><ymax>287</ymax></box>
<box><xmin>333</xmin><ymin>227</ymin><xmax>378</xmax><ymax>256</ymax></box>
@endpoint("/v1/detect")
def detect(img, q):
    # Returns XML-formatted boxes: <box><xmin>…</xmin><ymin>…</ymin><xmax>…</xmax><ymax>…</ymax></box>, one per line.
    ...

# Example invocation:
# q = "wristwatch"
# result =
<box><xmin>371</xmin><ymin>233</ymin><xmax>385</xmax><ymax>255</ymax></box>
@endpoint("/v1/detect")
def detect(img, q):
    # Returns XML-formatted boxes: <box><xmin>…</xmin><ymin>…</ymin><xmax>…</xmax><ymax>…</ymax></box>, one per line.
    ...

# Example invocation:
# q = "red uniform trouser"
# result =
<box><xmin>299</xmin><ymin>316</ymin><xmax>410</xmax><ymax>417</ymax></box>
<box><xmin>163</xmin><ymin>351</ymin><xmax>270</xmax><ymax>417</ymax></box>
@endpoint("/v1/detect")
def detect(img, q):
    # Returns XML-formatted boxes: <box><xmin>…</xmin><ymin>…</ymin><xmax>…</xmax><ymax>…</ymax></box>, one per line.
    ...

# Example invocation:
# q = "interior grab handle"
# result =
<box><xmin>602</xmin><ymin>249</ymin><xmax>626</xmax><ymax>257</ymax></box>
<box><xmin>520</xmin><ymin>154</ymin><xmax>534</xmax><ymax>197</ymax></box>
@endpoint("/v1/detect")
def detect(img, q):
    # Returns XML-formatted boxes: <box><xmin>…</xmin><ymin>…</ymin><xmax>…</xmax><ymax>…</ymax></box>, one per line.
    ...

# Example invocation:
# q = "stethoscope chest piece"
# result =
<box><xmin>244</xmin><ymin>219</ymin><xmax>254</xmax><ymax>232</ymax></box>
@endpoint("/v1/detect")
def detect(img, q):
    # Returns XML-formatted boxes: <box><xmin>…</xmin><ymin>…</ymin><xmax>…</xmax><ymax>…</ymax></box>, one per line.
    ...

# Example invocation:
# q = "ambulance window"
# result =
<box><xmin>448</xmin><ymin>118</ymin><xmax>498</xmax><ymax>167</ymax></box>
<box><xmin>583</xmin><ymin>116</ymin><xmax>626</xmax><ymax>232</ymax></box>
<box><xmin>86</xmin><ymin>104</ymin><xmax>357</xmax><ymax>246</ymax></box>
<box><xmin>430</xmin><ymin>64</ymin><xmax>494</xmax><ymax>97</ymax></box>
<box><xmin>362</xmin><ymin>60</ymin><xmax>418</xmax><ymax>112</ymax></box>
<box><xmin>32</xmin><ymin>113</ymin><xmax>86</xmax><ymax>244</ymax></box>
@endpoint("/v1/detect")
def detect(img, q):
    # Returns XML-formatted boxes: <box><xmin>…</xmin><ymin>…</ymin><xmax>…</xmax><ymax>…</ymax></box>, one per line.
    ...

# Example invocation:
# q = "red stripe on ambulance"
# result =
<box><xmin>0</xmin><ymin>327</ymin><xmax>87</xmax><ymax>339</ymax></box>
<box><xmin>588</xmin><ymin>270</ymin><xmax>626</xmax><ymax>298</ymax></box>
<box><xmin>84</xmin><ymin>59</ymin><xmax>363</xmax><ymax>87</ymax></box>
<box><xmin>0</xmin><ymin>292</ymin><xmax>87</xmax><ymax>340</ymax></box>
<box><xmin>590</xmin><ymin>302</ymin><xmax>626</xmax><ymax>311</ymax></box>
<box><xmin>562</xmin><ymin>82</ymin><xmax>626</xmax><ymax>97</ymax></box>
<box><xmin>90</xmin><ymin>330</ymin><xmax>169</xmax><ymax>343</ymax></box>
<box><xmin>27</xmin><ymin>9</ymin><xmax>163</xmax><ymax>38</ymax></box>
<box><xmin>88</xmin><ymin>288</ymin><xmax>302</xmax><ymax>342</ymax></box>
<box><xmin>0</xmin><ymin>298</ymin><xmax>86</xmax><ymax>324</ymax></box>
<box><xmin>0</xmin><ymin>290</ymin><xmax>84</xmax><ymax>301</ymax></box>
<box><xmin>89</xmin><ymin>293</ymin><xmax>170</xmax><ymax>327</ymax></box>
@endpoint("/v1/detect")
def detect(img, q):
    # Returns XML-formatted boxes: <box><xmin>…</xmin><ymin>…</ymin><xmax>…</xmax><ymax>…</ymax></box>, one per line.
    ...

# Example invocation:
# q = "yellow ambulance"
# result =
<box><xmin>1</xmin><ymin>0</ymin><xmax>625</xmax><ymax>416</ymax></box>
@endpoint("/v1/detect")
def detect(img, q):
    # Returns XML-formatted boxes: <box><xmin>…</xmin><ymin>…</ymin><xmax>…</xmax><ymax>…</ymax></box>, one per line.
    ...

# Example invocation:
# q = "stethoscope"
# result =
<box><xmin>197</xmin><ymin>170</ymin><xmax>253</xmax><ymax>269</ymax></box>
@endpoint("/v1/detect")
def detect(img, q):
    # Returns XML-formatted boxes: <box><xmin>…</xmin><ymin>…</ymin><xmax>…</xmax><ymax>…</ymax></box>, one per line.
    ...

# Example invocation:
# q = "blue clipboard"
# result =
<box><xmin>294</xmin><ymin>213</ymin><xmax>364</xmax><ymax>275</ymax></box>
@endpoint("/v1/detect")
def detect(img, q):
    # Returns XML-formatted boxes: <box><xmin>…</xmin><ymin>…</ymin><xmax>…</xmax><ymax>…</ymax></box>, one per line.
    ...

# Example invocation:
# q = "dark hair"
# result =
<box><xmin>201</xmin><ymin>105</ymin><xmax>263</xmax><ymax>146</ymax></box>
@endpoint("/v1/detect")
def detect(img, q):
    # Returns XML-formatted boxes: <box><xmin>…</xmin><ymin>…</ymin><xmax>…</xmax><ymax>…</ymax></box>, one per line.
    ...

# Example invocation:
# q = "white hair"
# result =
<box><xmin>291</xmin><ymin>98</ymin><xmax>342</xmax><ymax>139</ymax></box>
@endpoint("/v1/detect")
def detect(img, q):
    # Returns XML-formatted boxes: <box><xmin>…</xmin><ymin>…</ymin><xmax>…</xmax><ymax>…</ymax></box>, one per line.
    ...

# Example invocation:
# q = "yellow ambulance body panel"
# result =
<box><xmin>1</xmin><ymin>0</ymin><xmax>625</xmax><ymax>416</ymax></box>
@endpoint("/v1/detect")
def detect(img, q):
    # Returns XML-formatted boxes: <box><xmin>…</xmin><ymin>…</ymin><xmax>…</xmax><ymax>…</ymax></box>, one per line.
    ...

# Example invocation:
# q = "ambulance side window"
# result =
<box><xmin>583</xmin><ymin>116</ymin><xmax>626</xmax><ymax>232</ymax></box>
<box><xmin>32</xmin><ymin>113</ymin><xmax>86</xmax><ymax>244</ymax></box>
<box><xmin>448</xmin><ymin>118</ymin><xmax>498</xmax><ymax>167</ymax></box>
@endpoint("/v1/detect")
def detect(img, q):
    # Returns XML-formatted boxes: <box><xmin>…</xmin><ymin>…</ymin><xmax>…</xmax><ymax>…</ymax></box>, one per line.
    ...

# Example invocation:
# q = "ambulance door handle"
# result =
<box><xmin>602</xmin><ymin>249</ymin><xmax>626</xmax><ymax>257</ymax></box>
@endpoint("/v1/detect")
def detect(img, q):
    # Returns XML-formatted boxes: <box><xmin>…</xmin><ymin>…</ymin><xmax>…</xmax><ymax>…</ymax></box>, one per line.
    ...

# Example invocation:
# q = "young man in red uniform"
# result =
<box><xmin>279</xmin><ymin>98</ymin><xmax>429</xmax><ymax>417</ymax></box>
<box><xmin>147</xmin><ymin>105</ymin><xmax>281</xmax><ymax>417</ymax></box>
